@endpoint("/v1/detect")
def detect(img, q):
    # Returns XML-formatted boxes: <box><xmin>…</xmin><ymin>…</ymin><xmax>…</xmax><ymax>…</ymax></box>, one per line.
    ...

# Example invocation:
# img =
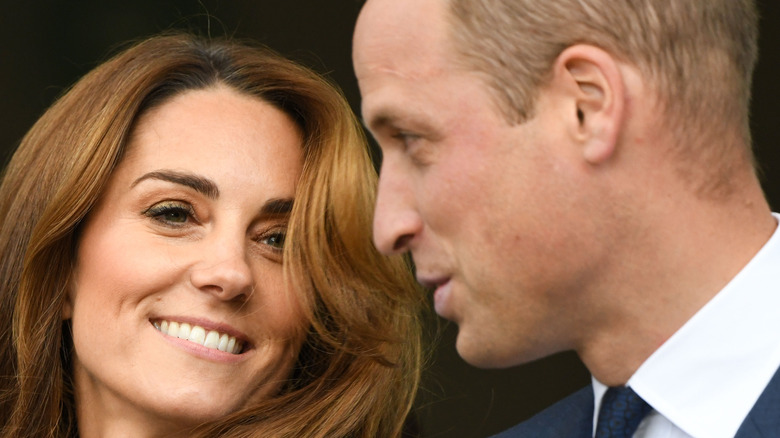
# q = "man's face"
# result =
<box><xmin>354</xmin><ymin>0</ymin><xmax>610</xmax><ymax>367</ymax></box>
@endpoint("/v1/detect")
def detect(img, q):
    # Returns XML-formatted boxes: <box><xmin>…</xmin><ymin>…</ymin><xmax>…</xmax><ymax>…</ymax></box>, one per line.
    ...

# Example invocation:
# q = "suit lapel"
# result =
<box><xmin>491</xmin><ymin>386</ymin><xmax>593</xmax><ymax>438</ymax></box>
<box><xmin>491</xmin><ymin>364</ymin><xmax>780</xmax><ymax>438</ymax></box>
<box><xmin>735</xmin><ymin>364</ymin><xmax>780</xmax><ymax>438</ymax></box>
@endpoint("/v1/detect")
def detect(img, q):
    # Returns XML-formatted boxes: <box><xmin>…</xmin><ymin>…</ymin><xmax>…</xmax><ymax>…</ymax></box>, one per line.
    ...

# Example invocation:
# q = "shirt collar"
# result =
<box><xmin>617</xmin><ymin>213</ymin><xmax>780</xmax><ymax>437</ymax></box>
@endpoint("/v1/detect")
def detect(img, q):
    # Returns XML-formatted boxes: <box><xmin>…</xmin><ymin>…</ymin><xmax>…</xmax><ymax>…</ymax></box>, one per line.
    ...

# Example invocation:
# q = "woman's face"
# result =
<box><xmin>65</xmin><ymin>86</ymin><xmax>306</xmax><ymax>434</ymax></box>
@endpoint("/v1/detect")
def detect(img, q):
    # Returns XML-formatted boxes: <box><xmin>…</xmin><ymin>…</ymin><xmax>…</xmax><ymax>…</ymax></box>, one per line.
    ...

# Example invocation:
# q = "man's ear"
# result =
<box><xmin>550</xmin><ymin>44</ymin><xmax>625</xmax><ymax>165</ymax></box>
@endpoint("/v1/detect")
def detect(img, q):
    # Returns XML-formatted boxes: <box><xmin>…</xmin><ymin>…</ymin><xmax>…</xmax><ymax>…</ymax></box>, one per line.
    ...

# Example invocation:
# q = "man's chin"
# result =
<box><xmin>454</xmin><ymin>326</ymin><xmax>549</xmax><ymax>369</ymax></box>
<box><xmin>455</xmin><ymin>328</ymin><xmax>514</xmax><ymax>369</ymax></box>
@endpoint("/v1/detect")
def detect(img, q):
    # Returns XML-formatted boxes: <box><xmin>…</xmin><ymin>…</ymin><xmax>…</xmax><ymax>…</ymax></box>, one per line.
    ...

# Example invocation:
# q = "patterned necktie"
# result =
<box><xmin>595</xmin><ymin>386</ymin><xmax>653</xmax><ymax>438</ymax></box>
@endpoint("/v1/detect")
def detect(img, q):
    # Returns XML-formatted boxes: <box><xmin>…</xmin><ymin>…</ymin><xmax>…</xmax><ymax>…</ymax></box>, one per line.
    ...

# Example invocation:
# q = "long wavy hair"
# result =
<box><xmin>0</xmin><ymin>33</ymin><xmax>424</xmax><ymax>437</ymax></box>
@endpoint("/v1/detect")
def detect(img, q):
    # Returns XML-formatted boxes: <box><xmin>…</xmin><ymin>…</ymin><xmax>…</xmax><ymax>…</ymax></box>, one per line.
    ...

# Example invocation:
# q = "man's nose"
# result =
<box><xmin>372</xmin><ymin>160</ymin><xmax>423</xmax><ymax>255</ymax></box>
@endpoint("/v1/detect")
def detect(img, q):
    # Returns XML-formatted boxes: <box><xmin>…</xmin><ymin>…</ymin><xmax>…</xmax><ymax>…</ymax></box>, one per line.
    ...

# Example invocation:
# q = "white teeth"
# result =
<box><xmin>177</xmin><ymin>323</ymin><xmax>191</xmax><ymax>340</ymax></box>
<box><xmin>188</xmin><ymin>326</ymin><xmax>206</xmax><ymax>344</ymax></box>
<box><xmin>168</xmin><ymin>321</ymin><xmax>180</xmax><ymax>337</ymax></box>
<box><xmin>153</xmin><ymin>319</ymin><xmax>243</xmax><ymax>354</ymax></box>
<box><xmin>217</xmin><ymin>333</ymin><xmax>229</xmax><ymax>352</ymax></box>
<box><xmin>204</xmin><ymin>330</ymin><xmax>220</xmax><ymax>349</ymax></box>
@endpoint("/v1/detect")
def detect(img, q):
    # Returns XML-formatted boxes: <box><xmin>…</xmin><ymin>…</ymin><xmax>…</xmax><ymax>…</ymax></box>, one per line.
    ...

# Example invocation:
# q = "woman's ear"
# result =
<box><xmin>550</xmin><ymin>44</ymin><xmax>626</xmax><ymax>165</ymax></box>
<box><xmin>62</xmin><ymin>277</ymin><xmax>75</xmax><ymax>320</ymax></box>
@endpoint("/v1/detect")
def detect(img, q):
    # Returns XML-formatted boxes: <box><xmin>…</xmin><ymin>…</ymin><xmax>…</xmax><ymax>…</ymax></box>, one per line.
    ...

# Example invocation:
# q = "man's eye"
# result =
<box><xmin>391</xmin><ymin>131</ymin><xmax>433</xmax><ymax>166</ymax></box>
<box><xmin>143</xmin><ymin>201</ymin><xmax>194</xmax><ymax>226</ymax></box>
<box><xmin>392</xmin><ymin>132</ymin><xmax>420</xmax><ymax>148</ymax></box>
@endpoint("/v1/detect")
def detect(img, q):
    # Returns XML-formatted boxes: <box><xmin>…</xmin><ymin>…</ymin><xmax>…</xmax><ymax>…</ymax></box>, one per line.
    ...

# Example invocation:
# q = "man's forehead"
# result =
<box><xmin>353</xmin><ymin>0</ymin><xmax>453</xmax><ymax>75</ymax></box>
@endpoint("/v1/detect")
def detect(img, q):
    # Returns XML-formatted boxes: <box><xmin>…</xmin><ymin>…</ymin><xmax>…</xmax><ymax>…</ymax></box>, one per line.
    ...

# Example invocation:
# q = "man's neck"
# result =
<box><xmin>576</xmin><ymin>170</ymin><xmax>776</xmax><ymax>386</ymax></box>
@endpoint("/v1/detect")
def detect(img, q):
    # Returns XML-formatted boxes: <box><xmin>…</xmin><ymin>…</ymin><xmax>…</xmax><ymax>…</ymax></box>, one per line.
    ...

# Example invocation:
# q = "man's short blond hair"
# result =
<box><xmin>449</xmin><ymin>0</ymin><xmax>758</xmax><ymax>178</ymax></box>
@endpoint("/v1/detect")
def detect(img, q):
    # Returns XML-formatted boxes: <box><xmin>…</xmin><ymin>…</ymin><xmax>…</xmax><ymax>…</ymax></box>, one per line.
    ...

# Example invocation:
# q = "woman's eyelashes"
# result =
<box><xmin>143</xmin><ymin>200</ymin><xmax>197</xmax><ymax>227</ymax></box>
<box><xmin>142</xmin><ymin>199</ymin><xmax>288</xmax><ymax>255</ymax></box>
<box><xmin>255</xmin><ymin>227</ymin><xmax>287</xmax><ymax>253</ymax></box>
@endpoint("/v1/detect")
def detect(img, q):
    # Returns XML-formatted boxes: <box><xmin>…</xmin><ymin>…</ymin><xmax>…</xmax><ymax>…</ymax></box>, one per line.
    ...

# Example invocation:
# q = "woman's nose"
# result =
<box><xmin>189</xmin><ymin>237</ymin><xmax>254</xmax><ymax>301</ymax></box>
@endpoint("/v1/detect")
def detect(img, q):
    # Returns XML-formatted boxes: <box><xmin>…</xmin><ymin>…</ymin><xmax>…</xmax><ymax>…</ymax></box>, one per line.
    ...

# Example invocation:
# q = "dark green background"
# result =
<box><xmin>1</xmin><ymin>2</ymin><xmax>778</xmax><ymax>437</ymax></box>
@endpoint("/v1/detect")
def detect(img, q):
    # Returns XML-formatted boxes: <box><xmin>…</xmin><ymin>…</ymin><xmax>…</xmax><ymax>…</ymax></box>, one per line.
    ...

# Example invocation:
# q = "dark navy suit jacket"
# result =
<box><xmin>492</xmin><ymin>365</ymin><xmax>780</xmax><ymax>437</ymax></box>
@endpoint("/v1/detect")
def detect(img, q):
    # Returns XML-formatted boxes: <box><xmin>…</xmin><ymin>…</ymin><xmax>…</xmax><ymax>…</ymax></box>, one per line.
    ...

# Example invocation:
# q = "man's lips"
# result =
<box><xmin>416</xmin><ymin>275</ymin><xmax>450</xmax><ymax>290</ymax></box>
<box><xmin>417</xmin><ymin>276</ymin><xmax>454</xmax><ymax>317</ymax></box>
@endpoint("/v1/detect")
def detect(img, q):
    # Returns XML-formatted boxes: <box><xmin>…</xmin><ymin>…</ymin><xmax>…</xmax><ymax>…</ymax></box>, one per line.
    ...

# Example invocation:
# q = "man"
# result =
<box><xmin>353</xmin><ymin>0</ymin><xmax>780</xmax><ymax>437</ymax></box>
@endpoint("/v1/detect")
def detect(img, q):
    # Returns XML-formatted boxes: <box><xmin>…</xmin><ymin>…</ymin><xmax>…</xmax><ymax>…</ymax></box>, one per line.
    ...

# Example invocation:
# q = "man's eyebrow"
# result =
<box><xmin>364</xmin><ymin>106</ymin><xmax>434</xmax><ymax>136</ymax></box>
<box><xmin>363</xmin><ymin>106</ymin><xmax>406</xmax><ymax>133</ymax></box>
<box><xmin>131</xmin><ymin>170</ymin><xmax>219</xmax><ymax>199</ymax></box>
<box><xmin>260</xmin><ymin>198</ymin><xmax>294</xmax><ymax>216</ymax></box>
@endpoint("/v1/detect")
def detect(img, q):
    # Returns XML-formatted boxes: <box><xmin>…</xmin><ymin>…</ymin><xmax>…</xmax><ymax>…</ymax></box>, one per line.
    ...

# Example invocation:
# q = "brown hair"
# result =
<box><xmin>0</xmin><ymin>33</ymin><xmax>423</xmax><ymax>437</ymax></box>
<box><xmin>449</xmin><ymin>0</ymin><xmax>759</xmax><ymax>178</ymax></box>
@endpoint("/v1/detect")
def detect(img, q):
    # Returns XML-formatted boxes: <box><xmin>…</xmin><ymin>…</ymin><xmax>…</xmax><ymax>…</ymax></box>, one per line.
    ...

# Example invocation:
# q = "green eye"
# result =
<box><xmin>161</xmin><ymin>209</ymin><xmax>188</xmax><ymax>223</ymax></box>
<box><xmin>144</xmin><ymin>201</ymin><xmax>194</xmax><ymax>226</ymax></box>
<box><xmin>262</xmin><ymin>232</ymin><xmax>286</xmax><ymax>249</ymax></box>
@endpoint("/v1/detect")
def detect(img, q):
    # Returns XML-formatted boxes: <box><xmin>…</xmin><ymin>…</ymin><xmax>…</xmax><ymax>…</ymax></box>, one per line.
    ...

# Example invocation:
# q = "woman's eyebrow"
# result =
<box><xmin>260</xmin><ymin>198</ymin><xmax>294</xmax><ymax>217</ymax></box>
<box><xmin>131</xmin><ymin>170</ymin><xmax>219</xmax><ymax>199</ymax></box>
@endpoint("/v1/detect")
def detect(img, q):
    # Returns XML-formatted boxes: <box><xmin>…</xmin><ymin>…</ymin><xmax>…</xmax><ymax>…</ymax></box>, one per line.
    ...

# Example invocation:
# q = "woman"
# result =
<box><xmin>0</xmin><ymin>33</ymin><xmax>423</xmax><ymax>437</ymax></box>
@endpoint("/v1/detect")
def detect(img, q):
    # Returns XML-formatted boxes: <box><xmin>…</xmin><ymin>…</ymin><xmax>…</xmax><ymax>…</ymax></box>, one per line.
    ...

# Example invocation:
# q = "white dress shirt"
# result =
<box><xmin>592</xmin><ymin>214</ymin><xmax>780</xmax><ymax>438</ymax></box>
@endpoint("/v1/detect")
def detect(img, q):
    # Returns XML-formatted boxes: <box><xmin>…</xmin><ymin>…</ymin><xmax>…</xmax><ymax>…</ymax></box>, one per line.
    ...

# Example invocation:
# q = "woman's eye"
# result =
<box><xmin>143</xmin><ymin>201</ymin><xmax>194</xmax><ymax>226</ymax></box>
<box><xmin>260</xmin><ymin>230</ymin><xmax>287</xmax><ymax>250</ymax></box>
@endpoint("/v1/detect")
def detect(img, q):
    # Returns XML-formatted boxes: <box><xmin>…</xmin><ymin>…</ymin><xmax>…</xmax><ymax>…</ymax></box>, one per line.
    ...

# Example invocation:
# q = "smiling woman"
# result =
<box><xmin>0</xmin><ymin>34</ymin><xmax>423</xmax><ymax>438</ymax></box>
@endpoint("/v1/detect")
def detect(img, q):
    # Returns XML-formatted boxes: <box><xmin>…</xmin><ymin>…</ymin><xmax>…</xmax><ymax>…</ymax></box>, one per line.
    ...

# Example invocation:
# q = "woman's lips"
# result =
<box><xmin>152</xmin><ymin>319</ymin><xmax>244</xmax><ymax>354</ymax></box>
<box><xmin>149</xmin><ymin>316</ymin><xmax>254</xmax><ymax>361</ymax></box>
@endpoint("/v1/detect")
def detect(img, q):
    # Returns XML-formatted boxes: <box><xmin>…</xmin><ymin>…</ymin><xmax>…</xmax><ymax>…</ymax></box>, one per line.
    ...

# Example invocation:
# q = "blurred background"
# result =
<box><xmin>1</xmin><ymin>1</ymin><xmax>778</xmax><ymax>436</ymax></box>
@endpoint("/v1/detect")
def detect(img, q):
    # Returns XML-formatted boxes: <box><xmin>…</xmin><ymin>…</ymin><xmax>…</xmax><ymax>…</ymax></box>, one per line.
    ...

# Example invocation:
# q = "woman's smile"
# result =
<box><xmin>152</xmin><ymin>319</ymin><xmax>246</xmax><ymax>355</ymax></box>
<box><xmin>65</xmin><ymin>85</ymin><xmax>307</xmax><ymax>429</ymax></box>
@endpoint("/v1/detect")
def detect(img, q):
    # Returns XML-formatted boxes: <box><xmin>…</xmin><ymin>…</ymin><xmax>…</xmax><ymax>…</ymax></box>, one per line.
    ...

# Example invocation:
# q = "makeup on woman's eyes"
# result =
<box><xmin>251</xmin><ymin>229</ymin><xmax>287</xmax><ymax>262</ymax></box>
<box><xmin>141</xmin><ymin>197</ymin><xmax>289</xmax><ymax>253</ymax></box>
<box><xmin>258</xmin><ymin>230</ymin><xmax>286</xmax><ymax>250</ymax></box>
<box><xmin>143</xmin><ymin>200</ymin><xmax>197</xmax><ymax>227</ymax></box>
<box><xmin>252</xmin><ymin>198</ymin><xmax>294</xmax><ymax>256</ymax></box>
